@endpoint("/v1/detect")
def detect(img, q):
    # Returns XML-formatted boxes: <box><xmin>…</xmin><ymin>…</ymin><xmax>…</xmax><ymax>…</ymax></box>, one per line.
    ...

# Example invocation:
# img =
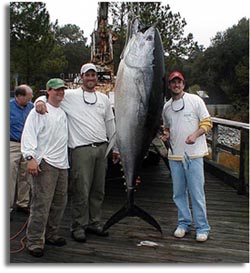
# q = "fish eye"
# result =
<box><xmin>146</xmin><ymin>35</ymin><xmax>153</xmax><ymax>41</ymax></box>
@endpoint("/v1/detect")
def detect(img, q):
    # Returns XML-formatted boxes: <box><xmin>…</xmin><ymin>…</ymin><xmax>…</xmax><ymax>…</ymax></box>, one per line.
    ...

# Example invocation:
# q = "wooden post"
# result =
<box><xmin>212</xmin><ymin>123</ymin><xmax>219</xmax><ymax>162</ymax></box>
<box><xmin>238</xmin><ymin>128</ymin><xmax>249</xmax><ymax>194</ymax></box>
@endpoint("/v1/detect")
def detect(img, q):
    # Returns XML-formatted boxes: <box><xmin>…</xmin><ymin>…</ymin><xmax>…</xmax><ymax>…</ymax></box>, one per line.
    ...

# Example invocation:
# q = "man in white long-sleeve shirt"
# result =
<box><xmin>21</xmin><ymin>78</ymin><xmax>69</xmax><ymax>257</ymax></box>
<box><xmin>35</xmin><ymin>63</ymin><xmax>118</xmax><ymax>243</ymax></box>
<box><xmin>162</xmin><ymin>71</ymin><xmax>212</xmax><ymax>242</ymax></box>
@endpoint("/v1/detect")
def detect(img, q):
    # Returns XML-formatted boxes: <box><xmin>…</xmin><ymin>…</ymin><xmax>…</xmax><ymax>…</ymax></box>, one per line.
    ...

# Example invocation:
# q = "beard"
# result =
<box><xmin>83</xmin><ymin>80</ymin><xmax>96</xmax><ymax>90</ymax></box>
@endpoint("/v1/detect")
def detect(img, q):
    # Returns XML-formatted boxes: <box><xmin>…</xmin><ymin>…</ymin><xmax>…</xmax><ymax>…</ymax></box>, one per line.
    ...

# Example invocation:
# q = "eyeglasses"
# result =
<box><xmin>83</xmin><ymin>91</ymin><xmax>97</xmax><ymax>105</ymax></box>
<box><xmin>171</xmin><ymin>97</ymin><xmax>185</xmax><ymax>112</ymax></box>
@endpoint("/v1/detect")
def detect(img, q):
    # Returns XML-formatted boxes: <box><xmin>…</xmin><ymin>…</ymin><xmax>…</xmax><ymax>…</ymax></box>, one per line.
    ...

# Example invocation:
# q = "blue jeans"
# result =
<box><xmin>169</xmin><ymin>158</ymin><xmax>210</xmax><ymax>235</ymax></box>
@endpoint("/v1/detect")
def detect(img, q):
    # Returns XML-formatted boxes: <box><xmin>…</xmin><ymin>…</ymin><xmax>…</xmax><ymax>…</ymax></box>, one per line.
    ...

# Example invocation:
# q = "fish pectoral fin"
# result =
<box><xmin>105</xmin><ymin>132</ymin><xmax>117</xmax><ymax>158</ymax></box>
<box><xmin>135</xmin><ymin>72</ymin><xmax>147</xmax><ymax>107</ymax></box>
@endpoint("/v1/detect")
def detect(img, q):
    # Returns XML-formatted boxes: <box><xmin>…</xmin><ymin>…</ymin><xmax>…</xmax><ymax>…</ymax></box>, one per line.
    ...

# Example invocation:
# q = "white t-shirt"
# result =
<box><xmin>60</xmin><ymin>88</ymin><xmax>115</xmax><ymax>148</ymax></box>
<box><xmin>21</xmin><ymin>103</ymin><xmax>69</xmax><ymax>169</ymax></box>
<box><xmin>162</xmin><ymin>92</ymin><xmax>210</xmax><ymax>160</ymax></box>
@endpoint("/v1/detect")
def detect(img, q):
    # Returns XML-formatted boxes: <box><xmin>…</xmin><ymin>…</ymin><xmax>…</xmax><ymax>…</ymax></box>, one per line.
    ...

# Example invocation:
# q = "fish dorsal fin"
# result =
<box><xmin>120</xmin><ymin>17</ymin><xmax>142</xmax><ymax>59</ymax></box>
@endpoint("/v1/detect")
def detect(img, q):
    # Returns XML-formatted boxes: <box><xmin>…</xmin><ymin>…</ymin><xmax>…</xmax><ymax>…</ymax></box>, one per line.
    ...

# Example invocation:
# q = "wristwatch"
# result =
<box><xmin>26</xmin><ymin>156</ymin><xmax>33</xmax><ymax>161</ymax></box>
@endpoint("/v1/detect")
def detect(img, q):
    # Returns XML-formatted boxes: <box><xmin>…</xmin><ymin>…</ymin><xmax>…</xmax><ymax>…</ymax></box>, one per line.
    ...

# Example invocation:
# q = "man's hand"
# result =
<box><xmin>185</xmin><ymin>134</ymin><xmax>196</xmax><ymax>144</ymax></box>
<box><xmin>185</xmin><ymin>127</ymin><xmax>206</xmax><ymax>145</ymax></box>
<box><xmin>160</xmin><ymin>128</ymin><xmax>170</xmax><ymax>142</ymax></box>
<box><xmin>36</xmin><ymin>101</ymin><xmax>48</xmax><ymax>114</ymax></box>
<box><xmin>27</xmin><ymin>159</ymin><xmax>41</xmax><ymax>176</ymax></box>
<box><xmin>112</xmin><ymin>151</ymin><xmax>120</xmax><ymax>164</ymax></box>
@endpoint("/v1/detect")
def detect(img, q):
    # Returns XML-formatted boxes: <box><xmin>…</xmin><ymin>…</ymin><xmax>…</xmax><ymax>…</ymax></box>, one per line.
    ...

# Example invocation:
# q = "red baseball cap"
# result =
<box><xmin>168</xmin><ymin>71</ymin><xmax>185</xmax><ymax>82</ymax></box>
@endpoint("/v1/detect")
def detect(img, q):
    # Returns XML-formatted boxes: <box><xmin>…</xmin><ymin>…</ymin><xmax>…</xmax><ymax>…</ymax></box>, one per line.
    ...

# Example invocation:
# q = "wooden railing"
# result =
<box><xmin>205</xmin><ymin>117</ymin><xmax>249</xmax><ymax>195</ymax></box>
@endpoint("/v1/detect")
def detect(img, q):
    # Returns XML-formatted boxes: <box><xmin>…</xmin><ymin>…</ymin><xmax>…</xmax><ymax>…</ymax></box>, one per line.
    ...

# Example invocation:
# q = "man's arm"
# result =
<box><xmin>21</xmin><ymin>111</ymin><xmax>41</xmax><ymax>175</ymax></box>
<box><xmin>105</xmin><ymin>118</ymin><xmax>120</xmax><ymax>164</ymax></box>
<box><xmin>185</xmin><ymin>117</ymin><xmax>212</xmax><ymax>145</ymax></box>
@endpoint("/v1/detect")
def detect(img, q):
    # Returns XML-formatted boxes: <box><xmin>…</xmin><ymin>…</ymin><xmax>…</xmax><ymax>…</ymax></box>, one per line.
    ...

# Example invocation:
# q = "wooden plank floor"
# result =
<box><xmin>9</xmin><ymin>160</ymin><xmax>249</xmax><ymax>263</ymax></box>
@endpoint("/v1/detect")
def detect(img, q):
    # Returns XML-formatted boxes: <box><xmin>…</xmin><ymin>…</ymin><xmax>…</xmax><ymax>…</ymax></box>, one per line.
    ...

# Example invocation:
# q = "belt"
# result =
<box><xmin>76</xmin><ymin>142</ymin><xmax>107</xmax><ymax>148</ymax></box>
<box><xmin>10</xmin><ymin>138</ymin><xmax>20</xmax><ymax>143</ymax></box>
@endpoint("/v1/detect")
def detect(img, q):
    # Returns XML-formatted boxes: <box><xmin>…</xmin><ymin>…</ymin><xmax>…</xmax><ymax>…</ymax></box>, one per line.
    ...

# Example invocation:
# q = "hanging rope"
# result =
<box><xmin>10</xmin><ymin>218</ymin><xmax>28</xmax><ymax>254</ymax></box>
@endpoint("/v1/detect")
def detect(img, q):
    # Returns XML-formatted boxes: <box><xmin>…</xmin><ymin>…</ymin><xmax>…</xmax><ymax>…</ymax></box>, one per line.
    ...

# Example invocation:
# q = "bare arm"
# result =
<box><xmin>185</xmin><ymin>127</ymin><xmax>206</xmax><ymax>144</ymax></box>
<box><xmin>185</xmin><ymin>117</ymin><xmax>212</xmax><ymax>145</ymax></box>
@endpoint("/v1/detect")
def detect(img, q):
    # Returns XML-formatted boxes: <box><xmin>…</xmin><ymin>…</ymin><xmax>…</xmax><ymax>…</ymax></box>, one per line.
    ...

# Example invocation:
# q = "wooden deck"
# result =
<box><xmin>9</xmin><ymin>160</ymin><xmax>249</xmax><ymax>263</ymax></box>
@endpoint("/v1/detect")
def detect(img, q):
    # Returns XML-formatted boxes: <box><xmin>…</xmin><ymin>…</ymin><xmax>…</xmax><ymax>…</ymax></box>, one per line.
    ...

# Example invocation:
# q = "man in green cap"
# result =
<box><xmin>21</xmin><ymin>78</ymin><xmax>69</xmax><ymax>257</ymax></box>
<box><xmin>46</xmin><ymin>78</ymin><xmax>68</xmax><ymax>90</ymax></box>
<box><xmin>35</xmin><ymin>64</ymin><xmax>118</xmax><ymax>243</ymax></box>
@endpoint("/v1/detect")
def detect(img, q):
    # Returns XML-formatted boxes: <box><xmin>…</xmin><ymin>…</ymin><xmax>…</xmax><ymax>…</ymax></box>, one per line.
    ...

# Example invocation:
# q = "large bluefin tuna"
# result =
<box><xmin>103</xmin><ymin>18</ymin><xmax>165</xmax><ymax>234</ymax></box>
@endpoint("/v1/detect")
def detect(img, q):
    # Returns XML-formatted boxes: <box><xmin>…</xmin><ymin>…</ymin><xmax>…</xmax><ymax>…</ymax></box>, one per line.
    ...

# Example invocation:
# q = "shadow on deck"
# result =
<box><xmin>9</xmin><ymin>160</ymin><xmax>249</xmax><ymax>263</ymax></box>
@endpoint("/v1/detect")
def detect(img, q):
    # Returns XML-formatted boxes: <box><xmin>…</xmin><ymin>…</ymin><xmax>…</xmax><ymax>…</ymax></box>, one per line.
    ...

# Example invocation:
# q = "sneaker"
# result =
<box><xmin>174</xmin><ymin>227</ymin><xmax>187</xmax><ymax>238</ymax></box>
<box><xmin>196</xmin><ymin>233</ymin><xmax>208</xmax><ymax>242</ymax></box>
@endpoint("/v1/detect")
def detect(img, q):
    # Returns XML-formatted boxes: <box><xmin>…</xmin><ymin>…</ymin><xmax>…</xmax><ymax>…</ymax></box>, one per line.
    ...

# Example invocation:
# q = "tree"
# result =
<box><xmin>210</xmin><ymin>18</ymin><xmax>249</xmax><ymax>104</ymax></box>
<box><xmin>54</xmin><ymin>24</ymin><xmax>90</xmax><ymax>77</ymax></box>
<box><xmin>184</xmin><ymin>17</ymin><xmax>249</xmax><ymax>121</ymax></box>
<box><xmin>10</xmin><ymin>2</ymin><xmax>67</xmax><ymax>90</ymax></box>
<box><xmin>108</xmin><ymin>2</ymin><xmax>199</xmax><ymax>74</ymax></box>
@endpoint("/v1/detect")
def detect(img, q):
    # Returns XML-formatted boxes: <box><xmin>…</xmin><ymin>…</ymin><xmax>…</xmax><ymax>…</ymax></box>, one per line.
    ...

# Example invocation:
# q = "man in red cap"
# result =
<box><xmin>162</xmin><ymin>70</ymin><xmax>212</xmax><ymax>242</ymax></box>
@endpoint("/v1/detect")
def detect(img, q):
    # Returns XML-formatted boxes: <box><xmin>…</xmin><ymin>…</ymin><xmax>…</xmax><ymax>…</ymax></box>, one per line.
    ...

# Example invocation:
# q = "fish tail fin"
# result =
<box><xmin>103</xmin><ymin>203</ymin><xmax>162</xmax><ymax>234</ymax></box>
<box><xmin>103</xmin><ymin>205</ymin><xmax>128</xmax><ymax>231</ymax></box>
<box><xmin>133</xmin><ymin>204</ymin><xmax>162</xmax><ymax>234</ymax></box>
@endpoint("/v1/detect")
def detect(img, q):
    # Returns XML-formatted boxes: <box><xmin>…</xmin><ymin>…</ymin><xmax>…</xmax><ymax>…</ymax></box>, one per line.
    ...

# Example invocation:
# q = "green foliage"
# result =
<box><xmin>10</xmin><ymin>2</ymin><xmax>90</xmax><ymax>90</ymax></box>
<box><xmin>202</xmin><ymin>19</ymin><xmax>248</xmax><ymax>106</ymax></box>
<box><xmin>55</xmin><ymin>24</ymin><xmax>87</xmax><ymax>45</ymax></box>
<box><xmin>10</xmin><ymin>2</ymin><xmax>58</xmax><ymax>88</ymax></box>
<box><xmin>182</xmin><ymin>17</ymin><xmax>249</xmax><ymax>121</ymax></box>
<box><xmin>189</xmin><ymin>84</ymin><xmax>201</xmax><ymax>94</ymax></box>
<box><xmin>210</xmin><ymin>18</ymin><xmax>249</xmax><ymax>100</ymax></box>
<box><xmin>54</xmin><ymin>24</ymin><xmax>91</xmax><ymax>76</ymax></box>
<box><xmin>109</xmin><ymin>2</ymin><xmax>199</xmax><ymax>73</ymax></box>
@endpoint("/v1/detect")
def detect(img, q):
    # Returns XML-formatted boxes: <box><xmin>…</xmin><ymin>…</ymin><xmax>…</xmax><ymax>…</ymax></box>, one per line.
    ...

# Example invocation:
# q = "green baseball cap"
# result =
<box><xmin>46</xmin><ymin>78</ymin><xmax>67</xmax><ymax>90</ymax></box>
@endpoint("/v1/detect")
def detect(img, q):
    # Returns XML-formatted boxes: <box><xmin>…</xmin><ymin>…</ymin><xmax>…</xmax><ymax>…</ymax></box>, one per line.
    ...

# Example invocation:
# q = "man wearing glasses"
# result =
<box><xmin>162</xmin><ymin>71</ymin><xmax>212</xmax><ymax>242</ymax></box>
<box><xmin>35</xmin><ymin>63</ymin><xmax>118</xmax><ymax>243</ymax></box>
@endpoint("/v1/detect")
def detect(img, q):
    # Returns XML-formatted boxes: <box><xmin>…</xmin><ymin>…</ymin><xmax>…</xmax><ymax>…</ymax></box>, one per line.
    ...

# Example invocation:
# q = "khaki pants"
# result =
<box><xmin>69</xmin><ymin>143</ymin><xmax>107</xmax><ymax>231</ymax></box>
<box><xmin>10</xmin><ymin>141</ymin><xmax>31</xmax><ymax>209</ymax></box>
<box><xmin>26</xmin><ymin>160</ymin><xmax>68</xmax><ymax>250</ymax></box>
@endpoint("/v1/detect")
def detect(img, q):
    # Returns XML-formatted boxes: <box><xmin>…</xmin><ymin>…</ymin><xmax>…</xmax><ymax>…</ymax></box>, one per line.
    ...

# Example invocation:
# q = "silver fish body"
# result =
<box><xmin>103</xmin><ymin>18</ymin><xmax>165</xmax><ymax>234</ymax></box>
<box><xmin>115</xmin><ymin>22</ymin><xmax>165</xmax><ymax>189</ymax></box>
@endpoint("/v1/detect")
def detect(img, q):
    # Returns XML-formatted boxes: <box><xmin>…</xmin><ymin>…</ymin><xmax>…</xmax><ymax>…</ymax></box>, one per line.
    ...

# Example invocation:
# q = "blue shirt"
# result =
<box><xmin>10</xmin><ymin>98</ymin><xmax>34</xmax><ymax>142</ymax></box>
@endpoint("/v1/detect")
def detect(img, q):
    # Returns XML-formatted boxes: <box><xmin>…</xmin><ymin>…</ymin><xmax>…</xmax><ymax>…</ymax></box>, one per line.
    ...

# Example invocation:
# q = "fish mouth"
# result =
<box><xmin>131</xmin><ymin>17</ymin><xmax>155</xmax><ymax>34</ymax></box>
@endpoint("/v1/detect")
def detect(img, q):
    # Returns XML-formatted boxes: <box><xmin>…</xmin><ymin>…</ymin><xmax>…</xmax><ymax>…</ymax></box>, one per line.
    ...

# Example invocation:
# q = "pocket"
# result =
<box><xmin>96</xmin><ymin>103</ymin><xmax>105</xmax><ymax>116</ymax></box>
<box><xmin>183</xmin><ymin>111</ymin><xmax>196</xmax><ymax>122</ymax></box>
<box><xmin>39</xmin><ymin>159</ymin><xmax>48</xmax><ymax>172</ymax></box>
